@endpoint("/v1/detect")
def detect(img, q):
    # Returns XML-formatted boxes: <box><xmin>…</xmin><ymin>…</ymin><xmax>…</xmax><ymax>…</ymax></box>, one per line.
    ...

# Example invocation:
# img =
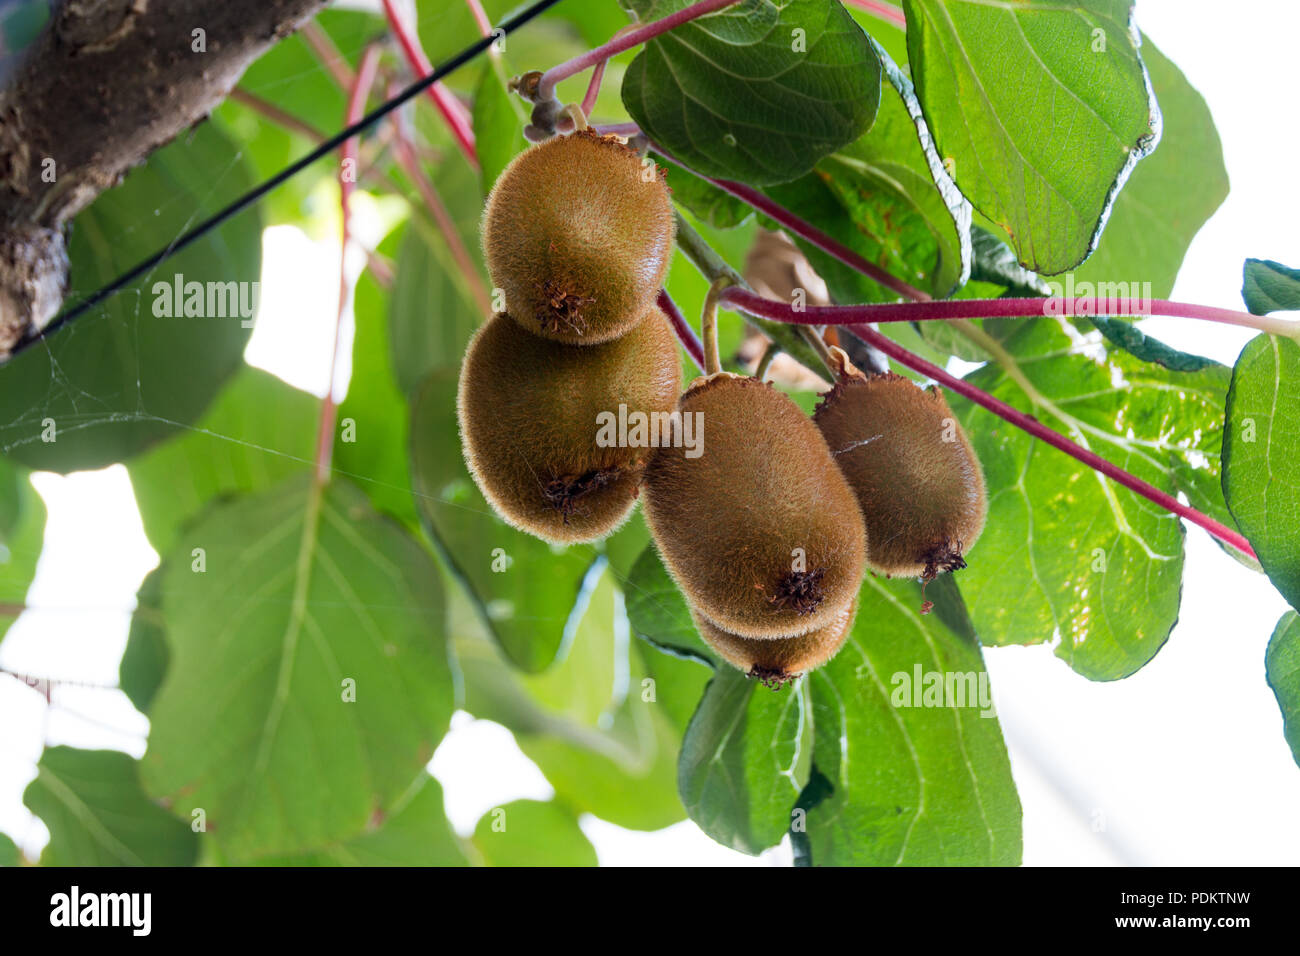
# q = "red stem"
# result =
<box><xmin>841</xmin><ymin>0</ymin><xmax>907</xmax><ymax>29</ymax></box>
<box><xmin>318</xmin><ymin>46</ymin><xmax>381</xmax><ymax>485</ymax></box>
<box><xmin>658</xmin><ymin>289</ymin><xmax>706</xmax><ymax>372</ymax></box>
<box><xmin>382</xmin><ymin>0</ymin><xmax>479</xmax><ymax>169</ymax></box>
<box><xmin>462</xmin><ymin>0</ymin><xmax>493</xmax><ymax>36</ymax></box>
<box><xmin>838</xmin><ymin>321</ymin><xmax>1257</xmax><ymax>558</ymax></box>
<box><xmin>582</xmin><ymin>58</ymin><xmax>608</xmax><ymax>116</ymax></box>
<box><xmin>718</xmin><ymin>287</ymin><xmax>1299</xmax><ymax>338</ymax></box>
<box><xmin>537</xmin><ymin>0</ymin><xmax>740</xmax><ymax>100</ymax></box>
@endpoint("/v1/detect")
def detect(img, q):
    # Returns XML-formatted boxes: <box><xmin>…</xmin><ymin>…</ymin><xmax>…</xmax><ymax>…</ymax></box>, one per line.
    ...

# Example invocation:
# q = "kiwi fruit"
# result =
<box><xmin>693</xmin><ymin>600</ymin><xmax>857</xmax><ymax>688</ymax></box>
<box><xmin>642</xmin><ymin>373</ymin><xmax>866</xmax><ymax>639</ymax></box>
<box><xmin>813</xmin><ymin>348</ymin><xmax>986</xmax><ymax>580</ymax></box>
<box><xmin>482</xmin><ymin>129</ymin><xmax>674</xmax><ymax>345</ymax></box>
<box><xmin>458</xmin><ymin>307</ymin><xmax>679</xmax><ymax>543</ymax></box>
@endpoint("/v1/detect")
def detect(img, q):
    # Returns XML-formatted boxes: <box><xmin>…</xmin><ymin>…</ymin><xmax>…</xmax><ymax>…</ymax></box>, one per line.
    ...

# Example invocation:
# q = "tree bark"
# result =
<box><xmin>0</xmin><ymin>0</ymin><xmax>330</xmax><ymax>353</ymax></box>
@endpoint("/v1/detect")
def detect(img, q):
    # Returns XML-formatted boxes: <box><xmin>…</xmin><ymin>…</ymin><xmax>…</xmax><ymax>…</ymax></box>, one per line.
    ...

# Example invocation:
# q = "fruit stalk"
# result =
<box><xmin>536</xmin><ymin>0</ymin><xmax>742</xmax><ymax>101</ymax></box>
<box><xmin>656</xmin><ymin>289</ymin><xmax>706</xmax><ymax>371</ymax></box>
<box><xmin>702</xmin><ymin>278</ymin><xmax>731</xmax><ymax>375</ymax></box>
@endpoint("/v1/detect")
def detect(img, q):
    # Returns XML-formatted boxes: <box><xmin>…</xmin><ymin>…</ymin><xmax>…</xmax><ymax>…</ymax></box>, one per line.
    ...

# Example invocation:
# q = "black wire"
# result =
<box><xmin>13</xmin><ymin>0</ymin><xmax>565</xmax><ymax>359</ymax></box>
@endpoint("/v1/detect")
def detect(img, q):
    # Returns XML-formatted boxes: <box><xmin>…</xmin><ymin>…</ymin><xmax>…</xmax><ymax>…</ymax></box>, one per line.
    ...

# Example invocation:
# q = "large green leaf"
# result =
<box><xmin>1073</xmin><ymin>38</ymin><xmax>1227</xmax><ymax>299</ymax></box>
<box><xmin>1267</xmin><ymin>612</ymin><xmax>1300</xmax><ymax>769</ymax></box>
<box><xmin>952</xmin><ymin>318</ymin><xmax>1230</xmax><ymax>679</ymax></box>
<box><xmin>0</xmin><ymin>121</ymin><xmax>260</xmax><ymax>472</ymax></box>
<box><xmin>765</xmin><ymin>36</ymin><xmax>971</xmax><ymax>304</ymax></box>
<box><xmin>140</xmin><ymin>476</ymin><xmax>453</xmax><ymax>860</ymax></box>
<box><xmin>24</xmin><ymin>748</ymin><xmax>199</xmax><ymax>866</ymax></box>
<box><xmin>1242</xmin><ymin>260</ymin><xmax>1300</xmax><ymax>316</ymax></box>
<box><xmin>255</xmin><ymin>775</ymin><xmax>468</xmax><ymax>866</ymax></box>
<box><xmin>679</xmin><ymin>668</ymin><xmax>813</xmax><ymax>855</ymax></box>
<box><xmin>801</xmin><ymin>575</ymin><xmax>1021</xmax><ymax>866</ymax></box>
<box><xmin>0</xmin><ymin>457</ymin><xmax>44</xmax><ymax>644</ymax></box>
<box><xmin>903</xmin><ymin>0</ymin><xmax>1159</xmax><ymax>274</ymax></box>
<box><xmin>1223</xmin><ymin>335</ymin><xmax>1300</xmax><ymax>610</ymax></box>
<box><xmin>128</xmin><ymin>365</ymin><xmax>318</xmax><ymax>555</ymax></box>
<box><xmin>410</xmin><ymin>368</ymin><xmax>596</xmax><ymax>673</ymax></box>
<box><xmin>471</xmin><ymin>799</ymin><xmax>598</xmax><ymax>867</ymax></box>
<box><xmin>620</xmin><ymin>0</ymin><xmax>880</xmax><ymax>186</ymax></box>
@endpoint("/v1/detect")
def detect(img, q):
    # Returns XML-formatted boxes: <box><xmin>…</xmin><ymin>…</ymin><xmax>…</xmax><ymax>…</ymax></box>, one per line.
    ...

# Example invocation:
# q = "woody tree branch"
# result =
<box><xmin>0</xmin><ymin>0</ymin><xmax>330</xmax><ymax>353</ymax></box>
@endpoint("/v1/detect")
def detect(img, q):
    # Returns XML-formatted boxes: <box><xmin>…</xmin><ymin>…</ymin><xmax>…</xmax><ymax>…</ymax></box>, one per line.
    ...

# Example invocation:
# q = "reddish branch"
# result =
<box><xmin>317</xmin><ymin>46</ymin><xmax>381</xmax><ymax>485</ymax></box>
<box><xmin>657</xmin><ymin>289</ymin><xmax>706</xmax><ymax>372</ymax></box>
<box><xmin>537</xmin><ymin>0</ymin><xmax>740</xmax><ymax>101</ymax></box>
<box><xmin>381</xmin><ymin>0</ymin><xmax>479</xmax><ymax>169</ymax></box>
<box><xmin>842</xmin><ymin>0</ymin><xmax>908</xmax><ymax>29</ymax></box>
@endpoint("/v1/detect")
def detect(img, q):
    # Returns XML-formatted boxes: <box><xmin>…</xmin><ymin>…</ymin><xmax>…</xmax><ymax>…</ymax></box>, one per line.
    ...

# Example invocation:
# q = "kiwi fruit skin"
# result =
<box><xmin>642</xmin><ymin>373</ymin><xmax>866</xmax><ymax>640</ymax></box>
<box><xmin>813</xmin><ymin>356</ymin><xmax>986</xmax><ymax>579</ymax></box>
<box><xmin>482</xmin><ymin>130</ymin><xmax>675</xmax><ymax>346</ymax></box>
<box><xmin>693</xmin><ymin>600</ymin><xmax>857</xmax><ymax>687</ymax></box>
<box><xmin>457</xmin><ymin>308</ymin><xmax>680</xmax><ymax>543</ymax></box>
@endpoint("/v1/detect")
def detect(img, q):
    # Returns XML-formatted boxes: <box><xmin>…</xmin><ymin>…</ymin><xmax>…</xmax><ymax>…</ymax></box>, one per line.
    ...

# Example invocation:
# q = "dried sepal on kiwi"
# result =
<box><xmin>457</xmin><ymin>308</ymin><xmax>680</xmax><ymax>544</ymax></box>
<box><xmin>642</xmin><ymin>373</ymin><xmax>866</xmax><ymax>640</ymax></box>
<box><xmin>814</xmin><ymin>348</ymin><xmax>987</xmax><ymax>580</ymax></box>
<box><xmin>693</xmin><ymin>600</ymin><xmax>857</xmax><ymax>689</ymax></box>
<box><xmin>482</xmin><ymin>129</ymin><xmax>674</xmax><ymax>345</ymax></box>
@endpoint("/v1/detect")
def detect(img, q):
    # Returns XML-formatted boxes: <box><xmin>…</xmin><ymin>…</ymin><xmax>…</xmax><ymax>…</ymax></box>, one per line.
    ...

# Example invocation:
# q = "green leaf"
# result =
<box><xmin>140</xmin><ymin>476</ymin><xmax>453</xmax><ymax>860</ymax></box>
<box><xmin>623</xmin><ymin>545</ymin><xmax>716</xmax><ymax>666</ymax></box>
<box><xmin>120</xmin><ymin>569</ymin><xmax>167</xmax><ymax>714</ymax></box>
<box><xmin>410</xmin><ymin>369</ymin><xmax>596</xmax><ymax>672</ymax></box>
<box><xmin>24</xmin><ymin>748</ymin><xmax>199</xmax><ymax>866</ymax></box>
<box><xmin>953</xmin><ymin>318</ymin><xmax>1230</xmax><ymax>679</ymax></box>
<box><xmin>1223</xmin><ymin>335</ymin><xmax>1300</xmax><ymax>609</ymax></box>
<box><xmin>0</xmin><ymin>121</ymin><xmax>260</xmax><ymax>472</ymax></box>
<box><xmin>679</xmin><ymin>669</ymin><xmax>813</xmax><ymax>854</ymax></box>
<box><xmin>0</xmin><ymin>831</ymin><xmax>18</xmax><ymax>866</ymax></box>
<box><xmin>254</xmin><ymin>775</ymin><xmax>468</xmax><ymax>866</ymax></box>
<box><xmin>1089</xmin><ymin>316</ymin><xmax>1219</xmax><ymax>373</ymax></box>
<box><xmin>1073</xmin><ymin>38</ymin><xmax>1227</xmax><ymax>299</ymax></box>
<box><xmin>765</xmin><ymin>36</ymin><xmax>970</xmax><ymax>304</ymax></box>
<box><xmin>1242</xmin><ymin>260</ymin><xmax>1300</xmax><ymax>316</ymax></box>
<box><xmin>473</xmin><ymin>58</ymin><xmax>529</xmax><ymax>196</ymax></box>
<box><xmin>335</xmin><ymin>223</ymin><xmax>421</xmax><ymax>530</ymax></box>
<box><xmin>0</xmin><ymin>458</ymin><xmax>44</xmax><ymax>644</ymax></box>
<box><xmin>128</xmin><ymin>365</ymin><xmax>318</xmax><ymax>555</ymax></box>
<box><xmin>1266</xmin><ymin>612</ymin><xmax>1300</xmax><ymax>769</ymax></box>
<box><xmin>969</xmin><ymin>226</ymin><xmax>1051</xmax><ymax>297</ymax></box>
<box><xmin>620</xmin><ymin>0</ymin><xmax>881</xmax><ymax>186</ymax></box>
<box><xmin>388</xmin><ymin>195</ymin><xmax>486</xmax><ymax>396</ymax></box>
<box><xmin>903</xmin><ymin>0</ymin><xmax>1159</xmax><ymax>274</ymax></box>
<box><xmin>801</xmin><ymin>575</ymin><xmax>1022</xmax><ymax>865</ymax></box>
<box><xmin>471</xmin><ymin>799</ymin><xmax>598</xmax><ymax>866</ymax></box>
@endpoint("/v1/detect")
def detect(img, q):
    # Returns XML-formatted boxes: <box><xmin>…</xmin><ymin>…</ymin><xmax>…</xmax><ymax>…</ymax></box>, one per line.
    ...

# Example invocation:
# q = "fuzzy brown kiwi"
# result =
<box><xmin>693</xmin><ymin>600</ymin><xmax>857</xmax><ymax>689</ymax></box>
<box><xmin>813</xmin><ymin>348</ymin><xmax>987</xmax><ymax>580</ymax></box>
<box><xmin>457</xmin><ymin>307</ymin><xmax>679</xmax><ymax>543</ymax></box>
<box><xmin>482</xmin><ymin>129</ymin><xmax>674</xmax><ymax>345</ymax></box>
<box><xmin>642</xmin><ymin>373</ymin><xmax>866</xmax><ymax>639</ymax></box>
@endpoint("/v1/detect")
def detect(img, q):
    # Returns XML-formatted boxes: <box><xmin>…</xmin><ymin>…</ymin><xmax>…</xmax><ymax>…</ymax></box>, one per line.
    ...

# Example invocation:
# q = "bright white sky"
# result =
<box><xmin>1</xmin><ymin>0</ymin><xmax>1298</xmax><ymax>867</ymax></box>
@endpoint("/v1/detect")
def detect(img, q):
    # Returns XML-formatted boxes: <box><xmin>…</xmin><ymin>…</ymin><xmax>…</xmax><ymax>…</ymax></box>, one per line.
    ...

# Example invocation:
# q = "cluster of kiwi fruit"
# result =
<box><xmin>457</xmin><ymin>130</ymin><xmax>987</xmax><ymax>688</ymax></box>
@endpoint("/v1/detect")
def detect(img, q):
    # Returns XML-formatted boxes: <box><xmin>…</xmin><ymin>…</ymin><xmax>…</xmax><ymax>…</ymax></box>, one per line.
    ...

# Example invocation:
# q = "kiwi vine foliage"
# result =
<box><xmin>0</xmin><ymin>0</ymin><xmax>1296</xmax><ymax>868</ymax></box>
